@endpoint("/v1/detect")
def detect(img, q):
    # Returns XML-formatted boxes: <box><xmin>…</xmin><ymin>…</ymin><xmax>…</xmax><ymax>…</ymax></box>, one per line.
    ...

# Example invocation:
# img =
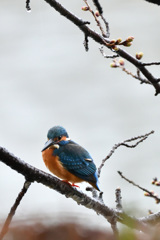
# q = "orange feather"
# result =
<box><xmin>42</xmin><ymin>148</ymin><xmax>83</xmax><ymax>183</ymax></box>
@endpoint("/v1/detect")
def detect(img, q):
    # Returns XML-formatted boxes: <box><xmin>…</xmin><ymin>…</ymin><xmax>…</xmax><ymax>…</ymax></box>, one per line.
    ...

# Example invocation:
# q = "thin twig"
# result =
<box><xmin>99</xmin><ymin>46</ymin><xmax>118</xmax><ymax>58</ymax></box>
<box><xmin>120</xmin><ymin>66</ymin><xmax>151</xmax><ymax>85</ymax></box>
<box><xmin>110</xmin><ymin>220</ymin><xmax>119</xmax><ymax>239</ymax></box>
<box><xmin>92</xmin><ymin>0</ymin><xmax>103</xmax><ymax>14</ymax></box>
<box><xmin>98</xmin><ymin>130</ymin><xmax>154</xmax><ymax>177</ymax></box>
<box><xmin>100</xmin><ymin>15</ymin><xmax>110</xmax><ymax>38</ymax></box>
<box><xmin>84</xmin><ymin>33</ymin><xmax>89</xmax><ymax>51</ymax></box>
<box><xmin>86</xmin><ymin>187</ymin><xmax>104</xmax><ymax>203</ymax></box>
<box><xmin>137</xmin><ymin>68</ymin><xmax>141</xmax><ymax>79</ymax></box>
<box><xmin>26</xmin><ymin>0</ymin><xmax>31</xmax><ymax>11</ymax></box>
<box><xmin>142</xmin><ymin>62</ymin><xmax>160</xmax><ymax>66</ymax></box>
<box><xmin>0</xmin><ymin>180</ymin><xmax>31</xmax><ymax>240</ymax></box>
<box><xmin>41</xmin><ymin>0</ymin><xmax>160</xmax><ymax>95</ymax></box>
<box><xmin>100</xmin><ymin>48</ymin><xmax>151</xmax><ymax>84</ymax></box>
<box><xmin>123</xmin><ymin>130</ymin><xmax>154</xmax><ymax>143</ymax></box>
<box><xmin>118</xmin><ymin>171</ymin><xmax>160</xmax><ymax>204</ymax></box>
<box><xmin>91</xmin><ymin>0</ymin><xmax>110</xmax><ymax>37</ymax></box>
<box><xmin>83</xmin><ymin>0</ymin><xmax>107</xmax><ymax>37</ymax></box>
<box><xmin>108</xmin><ymin>188</ymin><xmax>123</xmax><ymax>238</ymax></box>
<box><xmin>86</xmin><ymin>187</ymin><xmax>98</xmax><ymax>198</ymax></box>
<box><xmin>115</xmin><ymin>187</ymin><xmax>123</xmax><ymax>211</ymax></box>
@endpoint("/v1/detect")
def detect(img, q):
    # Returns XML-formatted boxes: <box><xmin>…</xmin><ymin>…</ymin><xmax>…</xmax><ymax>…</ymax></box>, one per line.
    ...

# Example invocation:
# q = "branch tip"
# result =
<box><xmin>92</xmin><ymin>0</ymin><xmax>103</xmax><ymax>14</ymax></box>
<box><xmin>26</xmin><ymin>0</ymin><xmax>31</xmax><ymax>12</ymax></box>
<box><xmin>115</xmin><ymin>187</ymin><xmax>123</xmax><ymax>211</ymax></box>
<box><xmin>98</xmin><ymin>130</ymin><xmax>154</xmax><ymax>178</ymax></box>
<box><xmin>118</xmin><ymin>171</ymin><xmax>160</xmax><ymax>204</ymax></box>
<box><xmin>84</xmin><ymin>34</ymin><xmax>89</xmax><ymax>51</ymax></box>
<box><xmin>0</xmin><ymin>180</ymin><xmax>31</xmax><ymax>240</ymax></box>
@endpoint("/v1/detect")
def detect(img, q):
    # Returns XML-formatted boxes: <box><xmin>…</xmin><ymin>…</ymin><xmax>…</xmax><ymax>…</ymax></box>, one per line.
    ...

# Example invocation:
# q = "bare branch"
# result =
<box><xmin>110</xmin><ymin>218</ymin><xmax>119</xmax><ymax>239</ymax></box>
<box><xmin>115</xmin><ymin>49</ymin><xmax>160</xmax><ymax>96</ymax></box>
<box><xmin>115</xmin><ymin>187</ymin><xmax>123</xmax><ymax>212</ymax></box>
<box><xmin>99</xmin><ymin>46</ymin><xmax>118</xmax><ymax>58</ymax></box>
<box><xmin>118</xmin><ymin>171</ymin><xmax>149</xmax><ymax>192</ymax></box>
<box><xmin>83</xmin><ymin>34</ymin><xmax>89</xmax><ymax>51</ymax></box>
<box><xmin>2</xmin><ymin>147</ymin><xmax>160</xmax><ymax>232</ymax></box>
<box><xmin>83</xmin><ymin>0</ymin><xmax>107</xmax><ymax>37</ymax></box>
<box><xmin>120</xmin><ymin>66</ymin><xmax>151</xmax><ymax>85</ymax></box>
<box><xmin>140</xmin><ymin>212</ymin><xmax>160</xmax><ymax>226</ymax></box>
<box><xmin>123</xmin><ymin>130</ymin><xmax>154</xmax><ymax>143</ymax></box>
<box><xmin>92</xmin><ymin>0</ymin><xmax>103</xmax><ymax>14</ymax></box>
<box><xmin>100</xmin><ymin>15</ymin><xmax>110</xmax><ymax>38</ymax></box>
<box><xmin>91</xmin><ymin>0</ymin><xmax>110</xmax><ymax>37</ymax></box>
<box><xmin>0</xmin><ymin>180</ymin><xmax>31</xmax><ymax>240</ymax></box>
<box><xmin>26</xmin><ymin>0</ymin><xmax>31</xmax><ymax>11</ymax></box>
<box><xmin>0</xmin><ymin>147</ymin><xmax>116</xmax><ymax>224</ymax></box>
<box><xmin>86</xmin><ymin>186</ymin><xmax>104</xmax><ymax>203</ymax></box>
<box><xmin>98</xmin><ymin>130</ymin><xmax>154</xmax><ymax>177</ymax></box>
<box><xmin>142</xmin><ymin>62</ymin><xmax>160</xmax><ymax>66</ymax></box>
<box><xmin>118</xmin><ymin>171</ymin><xmax>160</xmax><ymax>204</ymax></box>
<box><xmin>39</xmin><ymin>0</ymin><xmax>160</xmax><ymax>95</ymax></box>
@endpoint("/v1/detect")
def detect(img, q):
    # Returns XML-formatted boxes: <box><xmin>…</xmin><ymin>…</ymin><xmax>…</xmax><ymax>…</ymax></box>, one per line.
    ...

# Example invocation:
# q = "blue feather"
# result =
<box><xmin>53</xmin><ymin>140</ymin><xmax>98</xmax><ymax>185</ymax></box>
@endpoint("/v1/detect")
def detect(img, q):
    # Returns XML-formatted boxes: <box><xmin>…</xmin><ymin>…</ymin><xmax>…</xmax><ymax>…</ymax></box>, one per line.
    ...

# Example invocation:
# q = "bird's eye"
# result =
<box><xmin>58</xmin><ymin>136</ymin><xmax>62</xmax><ymax>141</ymax></box>
<box><xmin>54</xmin><ymin>136</ymin><xmax>62</xmax><ymax>142</ymax></box>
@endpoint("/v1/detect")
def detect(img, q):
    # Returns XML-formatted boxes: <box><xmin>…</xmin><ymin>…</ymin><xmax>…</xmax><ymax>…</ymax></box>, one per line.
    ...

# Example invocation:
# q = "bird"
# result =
<box><xmin>41</xmin><ymin>126</ymin><xmax>100</xmax><ymax>191</ymax></box>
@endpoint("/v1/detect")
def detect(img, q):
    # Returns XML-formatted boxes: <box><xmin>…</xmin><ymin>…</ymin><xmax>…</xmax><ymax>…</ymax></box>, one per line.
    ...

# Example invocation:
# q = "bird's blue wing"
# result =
<box><xmin>54</xmin><ymin>141</ymin><xmax>98</xmax><ymax>183</ymax></box>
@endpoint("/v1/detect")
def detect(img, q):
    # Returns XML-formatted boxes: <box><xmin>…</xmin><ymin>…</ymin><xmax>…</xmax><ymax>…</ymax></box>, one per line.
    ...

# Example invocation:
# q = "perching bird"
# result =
<box><xmin>42</xmin><ymin>126</ymin><xmax>100</xmax><ymax>191</ymax></box>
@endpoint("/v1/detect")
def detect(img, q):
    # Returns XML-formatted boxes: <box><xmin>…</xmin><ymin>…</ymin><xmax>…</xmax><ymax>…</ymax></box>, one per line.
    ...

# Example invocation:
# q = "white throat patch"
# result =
<box><xmin>53</xmin><ymin>144</ymin><xmax>60</xmax><ymax>149</ymax></box>
<box><xmin>66</xmin><ymin>138</ymin><xmax>71</xmax><ymax>141</ymax></box>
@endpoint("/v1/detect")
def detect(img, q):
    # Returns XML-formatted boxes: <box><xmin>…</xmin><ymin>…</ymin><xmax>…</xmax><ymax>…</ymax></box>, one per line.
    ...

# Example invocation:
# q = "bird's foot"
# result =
<box><xmin>71</xmin><ymin>183</ymin><xmax>80</xmax><ymax>188</ymax></box>
<box><xmin>62</xmin><ymin>180</ymin><xmax>80</xmax><ymax>188</ymax></box>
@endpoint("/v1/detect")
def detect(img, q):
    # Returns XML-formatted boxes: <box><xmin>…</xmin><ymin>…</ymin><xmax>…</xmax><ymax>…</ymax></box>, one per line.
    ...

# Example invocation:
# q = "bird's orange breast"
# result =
<box><xmin>42</xmin><ymin>148</ymin><xmax>83</xmax><ymax>183</ymax></box>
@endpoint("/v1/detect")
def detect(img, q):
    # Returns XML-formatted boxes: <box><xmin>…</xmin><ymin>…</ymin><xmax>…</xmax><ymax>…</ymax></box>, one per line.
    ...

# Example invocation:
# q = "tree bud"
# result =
<box><xmin>112</xmin><ymin>45</ymin><xmax>119</xmax><ymax>51</ymax></box>
<box><xmin>116</xmin><ymin>38</ymin><xmax>122</xmax><ymax>44</ymax></box>
<box><xmin>126</xmin><ymin>36</ymin><xmax>134</xmax><ymax>42</ymax></box>
<box><xmin>155</xmin><ymin>181</ymin><xmax>160</xmax><ymax>186</ymax></box>
<box><xmin>95</xmin><ymin>10</ymin><xmax>100</xmax><ymax>17</ymax></box>
<box><xmin>109</xmin><ymin>39</ymin><xmax>116</xmax><ymax>45</ymax></box>
<box><xmin>110</xmin><ymin>62</ymin><xmax>118</xmax><ymax>68</ymax></box>
<box><xmin>119</xmin><ymin>58</ymin><xmax>125</xmax><ymax>66</ymax></box>
<box><xmin>136</xmin><ymin>52</ymin><xmax>144</xmax><ymax>60</ymax></box>
<box><xmin>144</xmin><ymin>192</ymin><xmax>150</xmax><ymax>196</ymax></box>
<box><xmin>123</xmin><ymin>42</ymin><xmax>132</xmax><ymax>47</ymax></box>
<box><xmin>81</xmin><ymin>6</ymin><xmax>89</xmax><ymax>11</ymax></box>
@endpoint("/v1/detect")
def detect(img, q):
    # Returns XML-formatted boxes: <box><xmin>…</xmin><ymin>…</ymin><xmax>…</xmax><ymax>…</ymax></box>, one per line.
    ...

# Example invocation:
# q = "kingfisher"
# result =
<box><xmin>41</xmin><ymin>126</ymin><xmax>100</xmax><ymax>191</ymax></box>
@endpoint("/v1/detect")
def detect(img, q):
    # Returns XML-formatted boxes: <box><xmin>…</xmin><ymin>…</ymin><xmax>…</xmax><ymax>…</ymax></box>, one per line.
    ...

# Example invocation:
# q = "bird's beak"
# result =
<box><xmin>41</xmin><ymin>139</ymin><xmax>55</xmax><ymax>152</ymax></box>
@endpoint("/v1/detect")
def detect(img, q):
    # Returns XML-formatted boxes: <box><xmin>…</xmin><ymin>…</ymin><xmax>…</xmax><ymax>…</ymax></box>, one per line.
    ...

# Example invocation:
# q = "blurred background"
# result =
<box><xmin>0</xmin><ymin>0</ymin><xmax>160</xmax><ymax>231</ymax></box>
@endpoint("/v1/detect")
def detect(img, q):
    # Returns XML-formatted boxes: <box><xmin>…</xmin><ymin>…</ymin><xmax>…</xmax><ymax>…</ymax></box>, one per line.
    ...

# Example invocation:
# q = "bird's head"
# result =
<box><xmin>41</xmin><ymin>126</ymin><xmax>69</xmax><ymax>152</ymax></box>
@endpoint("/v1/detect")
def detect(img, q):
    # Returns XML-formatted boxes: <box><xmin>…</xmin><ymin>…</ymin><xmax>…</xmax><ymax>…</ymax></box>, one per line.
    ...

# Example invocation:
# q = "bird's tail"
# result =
<box><xmin>89</xmin><ymin>181</ymin><xmax>100</xmax><ymax>191</ymax></box>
